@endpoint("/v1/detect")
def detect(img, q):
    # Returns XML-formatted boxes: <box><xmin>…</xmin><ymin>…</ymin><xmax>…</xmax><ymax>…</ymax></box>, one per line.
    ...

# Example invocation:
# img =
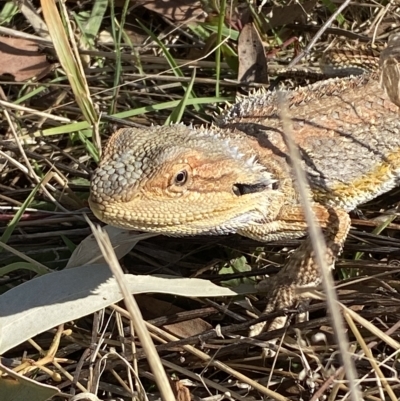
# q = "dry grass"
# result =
<box><xmin>1</xmin><ymin>1</ymin><xmax>400</xmax><ymax>400</ymax></box>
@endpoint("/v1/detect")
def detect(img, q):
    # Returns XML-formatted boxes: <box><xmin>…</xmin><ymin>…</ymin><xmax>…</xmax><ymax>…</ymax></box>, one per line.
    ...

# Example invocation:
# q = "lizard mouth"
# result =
<box><xmin>232</xmin><ymin>181</ymin><xmax>279</xmax><ymax>196</ymax></box>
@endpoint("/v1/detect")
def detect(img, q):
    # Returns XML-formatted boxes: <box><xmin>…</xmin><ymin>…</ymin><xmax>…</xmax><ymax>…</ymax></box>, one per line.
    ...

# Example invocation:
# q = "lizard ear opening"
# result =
<box><xmin>232</xmin><ymin>181</ymin><xmax>279</xmax><ymax>196</ymax></box>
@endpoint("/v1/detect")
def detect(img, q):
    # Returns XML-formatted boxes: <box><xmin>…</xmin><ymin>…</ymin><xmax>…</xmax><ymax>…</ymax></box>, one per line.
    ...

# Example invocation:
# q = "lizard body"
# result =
<box><xmin>89</xmin><ymin>36</ymin><xmax>400</xmax><ymax>336</ymax></box>
<box><xmin>222</xmin><ymin>72</ymin><xmax>400</xmax><ymax>212</ymax></box>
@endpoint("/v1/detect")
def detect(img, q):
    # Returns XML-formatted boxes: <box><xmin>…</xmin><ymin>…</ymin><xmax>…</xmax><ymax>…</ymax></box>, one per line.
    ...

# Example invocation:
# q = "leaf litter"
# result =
<box><xmin>1</xmin><ymin>1</ymin><xmax>400</xmax><ymax>400</ymax></box>
<box><xmin>0</xmin><ymin>36</ymin><xmax>52</xmax><ymax>82</ymax></box>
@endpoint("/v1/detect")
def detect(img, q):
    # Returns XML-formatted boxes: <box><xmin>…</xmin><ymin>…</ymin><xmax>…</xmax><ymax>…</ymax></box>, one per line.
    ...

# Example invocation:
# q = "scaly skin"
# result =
<box><xmin>89</xmin><ymin>35</ymin><xmax>400</xmax><ymax>337</ymax></box>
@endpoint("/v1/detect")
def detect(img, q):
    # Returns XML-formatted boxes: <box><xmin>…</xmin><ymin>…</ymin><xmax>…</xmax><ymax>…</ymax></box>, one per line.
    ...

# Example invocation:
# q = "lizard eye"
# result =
<box><xmin>174</xmin><ymin>170</ymin><xmax>188</xmax><ymax>186</ymax></box>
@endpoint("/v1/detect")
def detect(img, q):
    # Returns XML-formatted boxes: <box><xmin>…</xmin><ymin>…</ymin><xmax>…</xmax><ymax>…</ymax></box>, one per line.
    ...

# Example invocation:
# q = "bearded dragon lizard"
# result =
<box><xmin>89</xmin><ymin>34</ymin><xmax>400</xmax><ymax>336</ymax></box>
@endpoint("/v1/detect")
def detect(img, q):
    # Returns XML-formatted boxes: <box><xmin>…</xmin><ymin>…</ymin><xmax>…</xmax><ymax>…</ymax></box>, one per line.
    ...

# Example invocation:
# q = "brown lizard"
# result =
<box><xmin>89</xmin><ymin>34</ymin><xmax>400</xmax><ymax>337</ymax></box>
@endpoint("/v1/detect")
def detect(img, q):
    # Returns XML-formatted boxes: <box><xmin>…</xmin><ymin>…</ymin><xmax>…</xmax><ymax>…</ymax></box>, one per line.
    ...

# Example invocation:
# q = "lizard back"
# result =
<box><xmin>220</xmin><ymin>73</ymin><xmax>400</xmax><ymax>211</ymax></box>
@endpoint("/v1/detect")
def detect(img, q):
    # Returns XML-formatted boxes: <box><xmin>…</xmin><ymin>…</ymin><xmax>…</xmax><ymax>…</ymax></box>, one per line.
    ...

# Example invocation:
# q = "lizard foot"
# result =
<box><xmin>249</xmin><ymin>280</ymin><xmax>296</xmax><ymax>337</ymax></box>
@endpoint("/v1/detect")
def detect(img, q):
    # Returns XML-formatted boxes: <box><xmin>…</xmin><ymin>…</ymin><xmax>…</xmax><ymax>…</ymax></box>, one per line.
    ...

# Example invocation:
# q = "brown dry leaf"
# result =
<box><xmin>263</xmin><ymin>0</ymin><xmax>318</xmax><ymax>28</ymax></box>
<box><xmin>141</xmin><ymin>0</ymin><xmax>205</xmax><ymax>23</ymax></box>
<box><xmin>137</xmin><ymin>295</ymin><xmax>212</xmax><ymax>339</ymax></box>
<box><xmin>0</xmin><ymin>37</ymin><xmax>52</xmax><ymax>82</ymax></box>
<box><xmin>380</xmin><ymin>33</ymin><xmax>400</xmax><ymax>108</ymax></box>
<box><xmin>170</xmin><ymin>378</ymin><xmax>192</xmax><ymax>401</ymax></box>
<box><xmin>66</xmin><ymin>0</ymin><xmax>205</xmax><ymax>21</ymax></box>
<box><xmin>237</xmin><ymin>22</ymin><xmax>268</xmax><ymax>84</ymax></box>
<box><xmin>164</xmin><ymin>317</ymin><xmax>212</xmax><ymax>338</ymax></box>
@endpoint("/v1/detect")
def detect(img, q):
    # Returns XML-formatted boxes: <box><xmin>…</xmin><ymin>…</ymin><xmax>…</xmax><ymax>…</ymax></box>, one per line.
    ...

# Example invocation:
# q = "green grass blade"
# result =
<box><xmin>0</xmin><ymin>262</ymin><xmax>50</xmax><ymax>277</ymax></box>
<box><xmin>137</xmin><ymin>19</ymin><xmax>201</xmax><ymax>112</ymax></box>
<box><xmin>32</xmin><ymin>96</ymin><xmax>231</xmax><ymax>137</ymax></box>
<box><xmin>109</xmin><ymin>0</ymin><xmax>130</xmax><ymax>114</ymax></box>
<box><xmin>165</xmin><ymin>68</ymin><xmax>197</xmax><ymax>124</ymax></box>
<box><xmin>0</xmin><ymin>181</ymin><xmax>41</xmax><ymax>248</ymax></box>
<box><xmin>215</xmin><ymin>0</ymin><xmax>227</xmax><ymax>96</ymax></box>
<box><xmin>41</xmin><ymin>0</ymin><xmax>98</xmax><ymax>126</ymax></box>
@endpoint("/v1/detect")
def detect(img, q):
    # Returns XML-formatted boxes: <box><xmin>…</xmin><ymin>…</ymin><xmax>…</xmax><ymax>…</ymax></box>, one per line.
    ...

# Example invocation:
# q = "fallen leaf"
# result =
<box><xmin>66</xmin><ymin>226</ymin><xmax>157</xmax><ymax>268</ymax></box>
<box><xmin>0</xmin><ymin>363</ymin><xmax>59</xmax><ymax>401</ymax></box>
<box><xmin>0</xmin><ymin>37</ymin><xmax>52</xmax><ymax>82</ymax></box>
<box><xmin>171</xmin><ymin>377</ymin><xmax>192</xmax><ymax>401</ymax></box>
<box><xmin>65</xmin><ymin>0</ymin><xmax>205</xmax><ymax>22</ymax></box>
<box><xmin>165</xmin><ymin>318</ymin><xmax>212</xmax><ymax>339</ymax></box>
<box><xmin>263</xmin><ymin>0</ymin><xmax>318</xmax><ymax>29</ymax></box>
<box><xmin>141</xmin><ymin>0</ymin><xmax>205</xmax><ymax>23</ymax></box>
<box><xmin>137</xmin><ymin>296</ymin><xmax>212</xmax><ymax>339</ymax></box>
<box><xmin>0</xmin><ymin>263</ymin><xmax>252</xmax><ymax>354</ymax></box>
<box><xmin>380</xmin><ymin>33</ymin><xmax>400</xmax><ymax>108</ymax></box>
<box><xmin>237</xmin><ymin>22</ymin><xmax>268</xmax><ymax>84</ymax></box>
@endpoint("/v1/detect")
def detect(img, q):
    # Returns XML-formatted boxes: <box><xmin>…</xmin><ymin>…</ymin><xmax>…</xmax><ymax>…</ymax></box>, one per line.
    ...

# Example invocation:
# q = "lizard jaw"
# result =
<box><xmin>89</xmin><ymin>180</ymin><xmax>283</xmax><ymax>236</ymax></box>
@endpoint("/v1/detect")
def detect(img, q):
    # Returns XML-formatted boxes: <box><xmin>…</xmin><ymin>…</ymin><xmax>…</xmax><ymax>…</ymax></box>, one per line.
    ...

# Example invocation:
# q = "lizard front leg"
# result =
<box><xmin>244</xmin><ymin>204</ymin><xmax>351</xmax><ymax>337</ymax></box>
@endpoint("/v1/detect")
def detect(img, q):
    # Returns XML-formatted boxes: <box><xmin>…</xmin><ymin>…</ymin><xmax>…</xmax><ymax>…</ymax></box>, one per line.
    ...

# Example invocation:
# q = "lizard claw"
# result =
<box><xmin>249</xmin><ymin>279</ymin><xmax>296</xmax><ymax>337</ymax></box>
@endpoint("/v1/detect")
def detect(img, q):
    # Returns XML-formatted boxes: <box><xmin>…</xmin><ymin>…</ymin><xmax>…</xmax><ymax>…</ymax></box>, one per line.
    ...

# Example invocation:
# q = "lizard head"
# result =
<box><xmin>89</xmin><ymin>125</ymin><xmax>284</xmax><ymax>236</ymax></box>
